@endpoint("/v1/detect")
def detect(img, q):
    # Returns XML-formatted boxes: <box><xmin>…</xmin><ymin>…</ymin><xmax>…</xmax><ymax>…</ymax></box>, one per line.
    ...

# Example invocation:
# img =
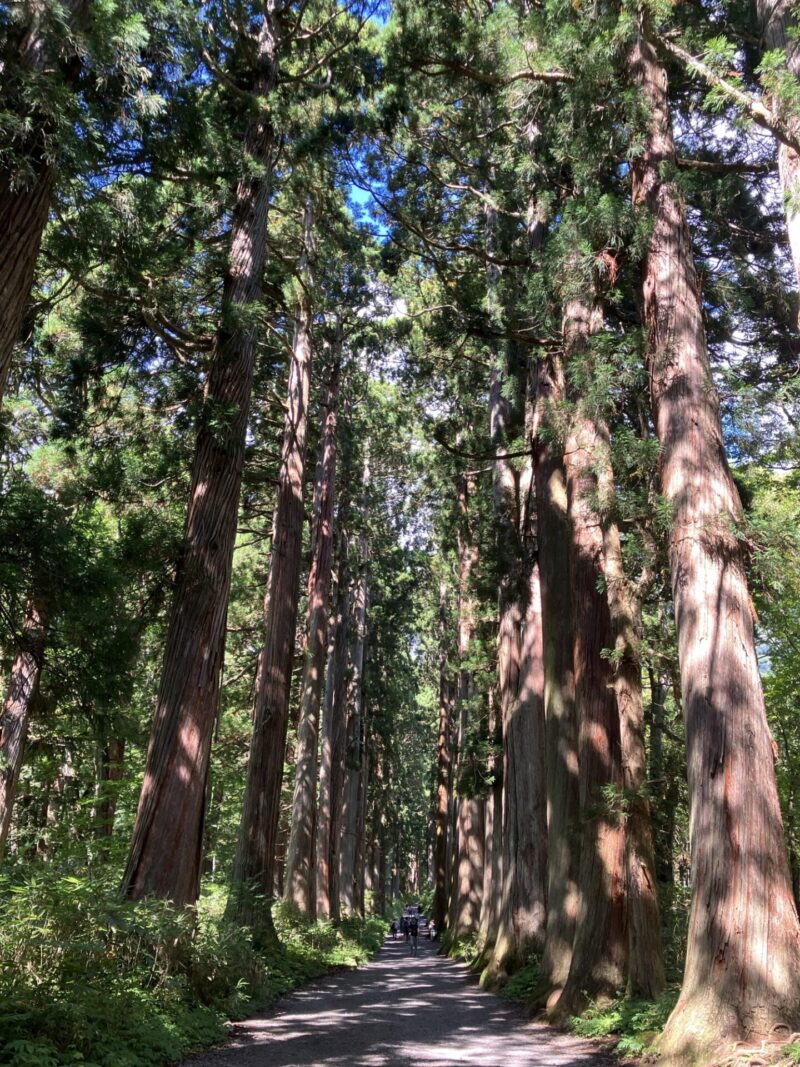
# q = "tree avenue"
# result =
<box><xmin>2</xmin><ymin>1</ymin><xmax>800</xmax><ymax>1066</ymax></box>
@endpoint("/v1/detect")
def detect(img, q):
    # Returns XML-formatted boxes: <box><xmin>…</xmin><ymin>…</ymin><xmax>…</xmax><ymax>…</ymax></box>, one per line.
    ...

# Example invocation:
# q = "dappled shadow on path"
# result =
<box><xmin>184</xmin><ymin>937</ymin><xmax>615</xmax><ymax>1066</ymax></box>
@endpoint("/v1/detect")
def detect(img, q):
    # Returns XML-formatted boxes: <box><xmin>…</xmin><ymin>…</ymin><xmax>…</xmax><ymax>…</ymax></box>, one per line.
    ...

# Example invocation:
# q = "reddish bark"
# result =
<box><xmin>315</xmin><ymin>525</ymin><xmax>351</xmax><ymax>920</ymax></box>
<box><xmin>534</xmin><ymin>354</ymin><xmax>580</xmax><ymax>1001</ymax></box>
<box><xmin>339</xmin><ymin>527</ymin><xmax>369</xmax><ymax>918</ymax></box>
<box><xmin>480</xmin><ymin>344</ymin><xmax>512</xmax><ymax>964</ymax></box>
<box><xmin>354</xmin><ymin>720</ymin><xmax>370</xmax><ymax>916</ymax></box>
<box><xmin>448</xmin><ymin>468</ymin><xmax>484</xmax><ymax>939</ymax></box>
<box><xmin>284</xmin><ymin>356</ymin><xmax>340</xmax><ymax>914</ymax></box>
<box><xmin>432</xmin><ymin>583</ymin><xmax>455</xmax><ymax>932</ymax></box>
<box><xmin>489</xmin><ymin>446</ymin><xmax>548</xmax><ymax>975</ymax></box>
<box><xmin>229</xmin><ymin>199</ymin><xmax>315</xmax><ymax>938</ymax></box>
<box><xmin>599</xmin><ymin>475</ymin><xmax>665</xmax><ymax>998</ymax></box>
<box><xmin>0</xmin><ymin>597</ymin><xmax>47</xmax><ymax>854</ymax></box>
<box><xmin>122</xmin><ymin>12</ymin><xmax>281</xmax><ymax>907</ymax></box>
<box><xmin>477</xmin><ymin>704</ymin><xmax>500</xmax><ymax>949</ymax></box>
<box><xmin>482</xmin><ymin>195</ymin><xmax>548</xmax><ymax>971</ymax></box>
<box><xmin>0</xmin><ymin>0</ymin><xmax>89</xmax><ymax>406</ymax></box>
<box><xmin>631</xmin><ymin>28</ymin><xmax>800</xmax><ymax>1060</ymax></box>
<box><xmin>506</xmin><ymin>560</ymin><xmax>548</xmax><ymax>949</ymax></box>
<box><xmin>555</xmin><ymin>297</ymin><xmax>626</xmax><ymax>1017</ymax></box>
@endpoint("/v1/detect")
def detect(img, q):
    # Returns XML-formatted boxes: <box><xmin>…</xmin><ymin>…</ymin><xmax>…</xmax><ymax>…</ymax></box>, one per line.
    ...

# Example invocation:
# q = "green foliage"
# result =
<box><xmin>443</xmin><ymin>934</ymin><xmax>481</xmax><ymax>965</ymax></box>
<box><xmin>568</xmin><ymin>989</ymin><xmax>680</xmax><ymax>1056</ymax></box>
<box><xmin>0</xmin><ymin>871</ymin><xmax>384</xmax><ymax>1067</ymax></box>
<box><xmin>499</xmin><ymin>957</ymin><xmax>542</xmax><ymax>1002</ymax></box>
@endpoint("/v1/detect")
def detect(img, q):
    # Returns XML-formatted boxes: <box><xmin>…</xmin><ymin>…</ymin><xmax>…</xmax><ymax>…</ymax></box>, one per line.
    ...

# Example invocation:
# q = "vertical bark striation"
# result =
<box><xmin>123</xmin><ymin>12</ymin><xmax>281</xmax><ymax>907</ymax></box>
<box><xmin>448</xmin><ymin>469</ymin><xmax>484</xmax><ymax>938</ymax></box>
<box><xmin>284</xmin><ymin>354</ymin><xmax>340</xmax><ymax>915</ymax></box>
<box><xmin>556</xmin><ymin>297</ymin><xmax>626</xmax><ymax>1015</ymax></box>
<box><xmin>433</xmin><ymin>583</ymin><xmax>455</xmax><ymax>932</ymax></box>
<box><xmin>339</xmin><ymin>523</ymin><xmax>369</xmax><ymax>918</ymax></box>
<box><xmin>315</xmin><ymin>526</ymin><xmax>351</xmax><ymax>919</ymax></box>
<box><xmin>230</xmin><ymin>196</ymin><xmax>314</xmax><ymax>936</ymax></box>
<box><xmin>483</xmin><ymin>190</ymin><xmax>547</xmax><ymax>975</ymax></box>
<box><xmin>631</xmin><ymin>28</ymin><xmax>800</xmax><ymax>1059</ymax></box>
<box><xmin>599</xmin><ymin>465</ymin><xmax>665</xmax><ymax>998</ymax></box>
<box><xmin>509</xmin><ymin>556</ymin><xmax>548</xmax><ymax>950</ymax></box>
<box><xmin>354</xmin><ymin>717</ymin><xmax>369</xmax><ymax>915</ymax></box>
<box><xmin>0</xmin><ymin>597</ymin><xmax>47</xmax><ymax>854</ymax></box>
<box><xmin>535</xmin><ymin>354</ymin><xmax>580</xmax><ymax>1001</ymax></box>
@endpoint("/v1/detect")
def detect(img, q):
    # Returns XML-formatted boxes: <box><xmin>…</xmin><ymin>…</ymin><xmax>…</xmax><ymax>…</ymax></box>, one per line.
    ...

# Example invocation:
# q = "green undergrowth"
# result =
<box><xmin>567</xmin><ymin>989</ymin><xmax>680</xmax><ymax>1057</ymax></box>
<box><xmin>498</xmin><ymin>956</ymin><xmax>542</xmax><ymax>1001</ymax></box>
<box><xmin>0</xmin><ymin>869</ymin><xmax>384</xmax><ymax>1067</ymax></box>
<box><xmin>442</xmin><ymin>933</ymin><xmax>481</xmax><ymax>964</ymax></box>
<box><xmin>781</xmin><ymin>1041</ymin><xmax>800</xmax><ymax>1065</ymax></box>
<box><xmin>499</xmin><ymin>953</ymin><xmax>679</xmax><ymax>1059</ymax></box>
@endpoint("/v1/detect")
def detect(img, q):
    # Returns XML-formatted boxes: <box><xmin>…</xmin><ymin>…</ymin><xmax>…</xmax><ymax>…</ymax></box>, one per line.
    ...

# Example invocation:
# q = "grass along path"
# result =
<box><xmin>183</xmin><ymin>936</ymin><xmax>616</xmax><ymax>1067</ymax></box>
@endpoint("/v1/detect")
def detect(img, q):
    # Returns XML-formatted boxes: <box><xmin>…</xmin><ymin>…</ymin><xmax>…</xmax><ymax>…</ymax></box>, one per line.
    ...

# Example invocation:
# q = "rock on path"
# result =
<box><xmin>184</xmin><ymin>937</ymin><xmax>617</xmax><ymax>1067</ymax></box>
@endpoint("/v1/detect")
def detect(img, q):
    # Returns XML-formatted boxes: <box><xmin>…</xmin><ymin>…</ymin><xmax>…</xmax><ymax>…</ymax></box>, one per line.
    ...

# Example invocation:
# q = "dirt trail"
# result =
<box><xmin>184</xmin><ymin>936</ymin><xmax>616</xmax><ymax>1067</ymax></box>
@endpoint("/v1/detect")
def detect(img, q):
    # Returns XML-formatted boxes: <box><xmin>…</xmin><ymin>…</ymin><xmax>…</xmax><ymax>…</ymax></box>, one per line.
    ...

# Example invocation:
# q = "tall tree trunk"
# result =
<box><xmin>315</xmin><ymin>524</ymin><xmax>351</xmax><ymax>919</ymax></box>
<box><xmin>339</xmin><ymin>527</ymin><xmax>369</xmax><ymax>918</ymax></box>
<box><xmin>648</xmin><ymin>668</ymin><xmax>674</xmax><ymax>884</ymax></box>
<box><xmin>354</xmin><ymin>722</ymin><xmax>369</xmax><ymax>916</ymax></box>
<box><xmin>122</xmin><ymin>12</ymin><xmax>281</xmax><ymax>907</ymax></box>
<box><xmin>375</xmin><ymin>845</ymin><xmax>384</xmax><ymax>916</ymax></box>
<box><xmin>631</xmin><ymin>27</ymin><xmax>800</xmax><ymax>1060</ymax></box>
<box><xmin>555</xmin><ymin>296</ymin><xmax>626</xmax><ymax>1017</ymax></box>
<box><xmin>284</xmin><ymin>354</ymin><xmax>340</xmax><ymax>914</ymax></box>
<box><xmin>599</xmin><ymin>475</ymin><xmax>665</xmax><ymax>998</ymax></box>
<box><xmin>0</xmin><ymin>0</ymin><xmax>89</xmax><ymax>406</ymax></box>
<box><xmin>432</xmin><ymin>582</ymin><xmax>454</xmax><ymax>932</ymax></box>
<box><xmin>488</xmin><ymin>423</ymin><xmax>548</xmax><ymax>976</ymax></box>
<box><xmin>757</xmin><ymin>0</ymin><xmax>800</xmax><ymax>307</ymax></box>
<box><xmin>477</xmin><ymin>694</ymin><xmax>500</xmax><ymax>950</ymax></box>
<box><xmin>0</xmin><ymin>597</ymin><xmax>47</xmax><ymax>854</ymax></box>
<box><xmin>229</xmin><ymin>198</ymin><xmax>314</xmax><ymax>938</ymax></box>
<box><xmin>447</xmin><ymin>468</ymin><xmax>484</xmax><ymax>939</ymax></box>
<box><xmin>534</xmin><ymin>354</ymin><xmax>580</xmax><ymax>1003</ymax></box>
<box><xmin>495</xmin><ymin>560</ymin><xmax>547</xmax><ymax>967</ymax></box>
<box><xmin>561</xmin><ymin>254</ymin><xmax>664</xmax><ymax>998</ymax></box>
<box><xmin>449</xmin><ymin>788</ymin><xmax>485</xmax><ymax>938</ymax></box>
<box><xmin>391</xmin><ymin>840</ymin><xmax>400</xmax><ymax>904</ymax></box>
<box><xmin>479</xmin><ymin>193</ymin><xmax>511</xmax><ymax>965</ymax></box>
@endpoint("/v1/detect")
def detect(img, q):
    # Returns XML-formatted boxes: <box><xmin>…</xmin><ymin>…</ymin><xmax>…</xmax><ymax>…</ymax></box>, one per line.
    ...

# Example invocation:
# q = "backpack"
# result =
<box><xmin>410</xmin><ymin>917</ymin><xmax>418</xmax><ymax>936</ymax></box>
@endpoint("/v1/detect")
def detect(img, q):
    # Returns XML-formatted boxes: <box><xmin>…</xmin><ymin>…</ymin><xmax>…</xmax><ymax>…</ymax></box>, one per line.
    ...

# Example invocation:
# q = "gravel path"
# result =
<box><xmin>184</xmin><ymin>936</ymin><xmax>616</xmax><ymax>1067</ymax></box>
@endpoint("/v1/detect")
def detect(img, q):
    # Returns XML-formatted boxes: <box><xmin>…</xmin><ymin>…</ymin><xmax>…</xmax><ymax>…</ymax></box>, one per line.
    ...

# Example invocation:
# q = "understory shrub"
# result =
<box><xmin>442</xmin><ymin>933</ymin><xmax>480</xmax><ymax>964</ymax></box>
<box><xmin>568</xmin><ymin>989</ymin><xmax>680</xmax><ymax>1056</ymax></box>
<box><xmin>0</xmin><ymin>869</ymin><xmax>384</xmax><ymax>1067</ymax></box>
<box><xmin>499</xmin><ymin>956</ymin><xmax>541</xmax><ymax>1001</ymax></box>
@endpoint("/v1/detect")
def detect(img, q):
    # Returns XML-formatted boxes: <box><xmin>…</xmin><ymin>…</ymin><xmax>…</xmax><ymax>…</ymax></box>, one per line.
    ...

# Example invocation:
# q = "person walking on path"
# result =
<box><xmin>409</xmin><ymin>914</ymin><xmax>419</xmax><ymax>956</ymax></box>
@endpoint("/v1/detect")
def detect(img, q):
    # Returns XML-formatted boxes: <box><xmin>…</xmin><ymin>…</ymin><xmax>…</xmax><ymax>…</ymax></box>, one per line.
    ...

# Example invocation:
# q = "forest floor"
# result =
<box><xmin>182</xmin><ymin>936</ymin><xmax>617</xmax><ymax>1067</ymax></box>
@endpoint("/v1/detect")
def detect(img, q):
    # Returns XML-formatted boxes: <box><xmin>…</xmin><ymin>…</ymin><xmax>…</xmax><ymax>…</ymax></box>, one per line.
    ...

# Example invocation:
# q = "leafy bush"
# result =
<box><xmin>442</xmin><ymin>933</ymin><xmax>481</xmax><ymax>964</ymax></box>
<box><xmin>568</xmin><ymin>989</ymin><xmax>680</xmax><ymax>1056</ymax></box>
<box><xmin>499</xmin><ymin>957</ymin><xmax>542</xmax><ymax>1001</ymax></box>
<box><xmin>0</xmin><ymin>870</ymin><xmax>383</xmax><ymax>1067</ymax></box>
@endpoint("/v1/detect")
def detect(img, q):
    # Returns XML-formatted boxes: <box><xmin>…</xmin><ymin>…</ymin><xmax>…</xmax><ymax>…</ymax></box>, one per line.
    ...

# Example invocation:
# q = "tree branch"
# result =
<box><xmin>413</xmin><ymin>56</ymin><xmax>573</xmax><ymax>86</ymax></box>
<box><xmin>676</xmin><ymin>155</ymin><xmax>778</xmax><ymax>174</ymax></box>
<box><xmin>658</xmin><ymin>35</ymin><xmax>800</xmax><ymax>156</ymax></box>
